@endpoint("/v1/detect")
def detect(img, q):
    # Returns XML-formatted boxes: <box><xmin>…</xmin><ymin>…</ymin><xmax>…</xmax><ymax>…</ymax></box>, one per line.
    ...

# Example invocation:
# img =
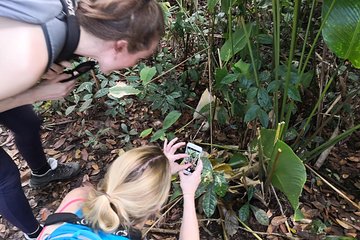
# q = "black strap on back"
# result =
<box><xmin>56</xmin><ymin>0</ymin><xmax>80</xmax><ymax>61</ymax></box>
<box><xmin>45</xmin><ymin>212</ymin><xmax>142</xmax><ymax>240</ymax></box>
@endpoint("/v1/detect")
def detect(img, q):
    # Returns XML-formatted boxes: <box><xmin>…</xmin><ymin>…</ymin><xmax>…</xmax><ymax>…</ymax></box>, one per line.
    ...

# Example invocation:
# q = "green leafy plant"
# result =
<box><xmin>140</xmin><ymin>110</ymin><xmax>182</xmax><ymax>142</ymax></box>
<box><xmin>238</xmin><ymin>187</ymin><xmax>269</xmax><ymax>226</ymax></box>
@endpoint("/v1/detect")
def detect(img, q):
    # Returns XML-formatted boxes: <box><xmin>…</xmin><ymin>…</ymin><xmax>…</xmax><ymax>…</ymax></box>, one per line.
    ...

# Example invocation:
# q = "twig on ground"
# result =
<box><xmin>306</xmin><ymin>164</ymin><xmax>360</xmax><ymax>210</ymax></box>
<box><xmin>236</xmin><ymin>216</ymin><xmax>263</xmax><ymax>240</ymax></box>
<box><xmin>144</xmin><ymin>227</ymin><xmax>179</xmax><ymax>235</ymax></box>
<box><xmin>43</xmin><ymin>120</ymin><xmax>76</xmax><ymax>130</ymax></box>
<box><xmin>144</xmin><ymin>197</ymin><xmax>182</xmax><ymax>236</ymax></box>
<box><xmin>237</xmin><ymin>225</ymin><xmax>298</xmax><ymax>240</ymax></box>
<box><xmin>271</xmin><ymin>185</ymin><xmax>292</xmax><ymax>235</ymax></box>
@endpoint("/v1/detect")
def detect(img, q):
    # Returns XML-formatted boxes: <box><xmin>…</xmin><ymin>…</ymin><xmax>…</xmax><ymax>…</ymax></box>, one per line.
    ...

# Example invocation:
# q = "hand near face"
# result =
<box><xmin>163</xmin><ymin>138</ymin><xmax>191</xmax><ymax>175</ymax></box>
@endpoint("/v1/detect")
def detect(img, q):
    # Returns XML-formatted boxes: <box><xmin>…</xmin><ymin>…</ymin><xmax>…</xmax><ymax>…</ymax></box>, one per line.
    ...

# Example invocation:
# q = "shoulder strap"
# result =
<box><xmin>44</xmin><ymin>212</ymin><xmax>143</xmax><ymax>240</ymax></box>
<box><xmin>45</xmin><ymin>212</ymin><xmax>84</xmax><ymax>225</ymax></box>
<box><xmin>56</xmin><ymin>0</ymin><xmax>80</xmax><ymax>62</ymax></box>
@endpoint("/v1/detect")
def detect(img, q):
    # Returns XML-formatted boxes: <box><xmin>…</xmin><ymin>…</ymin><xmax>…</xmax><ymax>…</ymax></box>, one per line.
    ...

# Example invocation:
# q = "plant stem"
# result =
<box><xmin>298</xmin><ymin>0</ymin><xmax>318</xmax><ymax>72</ymax></box>
<box><xmin>299</xmin><ymin>0</ymin><xmax>336</xmax><ymax>76</ymax></box>
<box><xmin>304</xmin><ymin>123</ymin><xmax>360</xmax><ymax>161</ymax></box>
<box><xmin>264</xmin><ymin>148</ymin><xmax>282</xmax><ymax>190</ymax></box>
<box><xmin>240</xmin><ymin>18</ymin><xmax>259</xmax><ymax>87</ymax></box>
<box><xmin>280</xmin><ymin>0</ymin><xmax>300</xmax><ymax>130</ymax></box>
<box><xmin>272</xmin><ymin>0</ymin><xmax>281</xmax><ymax>126</ymax></box>
<box><xmin>293</xmin><ymin>64</ymin><xmax>341</xmax><ymax>147</ymax></box>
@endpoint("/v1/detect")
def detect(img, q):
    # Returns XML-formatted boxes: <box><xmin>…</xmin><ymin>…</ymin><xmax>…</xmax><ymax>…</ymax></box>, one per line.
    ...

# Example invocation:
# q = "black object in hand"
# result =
<box><xmin>60</xmin><ymin>61</ymin><xmax>96</xmax><ymax>82</ymax></box>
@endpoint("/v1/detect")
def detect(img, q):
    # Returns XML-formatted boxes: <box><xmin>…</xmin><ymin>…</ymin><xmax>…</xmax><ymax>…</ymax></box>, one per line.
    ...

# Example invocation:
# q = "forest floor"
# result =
<box><xmin>0</xmin><ymin>98</ymin><xmax>359</xmax><ymax>240</ymax></box>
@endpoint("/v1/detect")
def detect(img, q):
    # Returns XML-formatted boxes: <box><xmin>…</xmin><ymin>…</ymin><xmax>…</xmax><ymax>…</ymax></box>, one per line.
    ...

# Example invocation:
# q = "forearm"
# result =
<box><xmin>180</xmin><ymin>194</ymin><xmax>199</xmax><ymax>240</ymax></box>
<box><xmin>0</xmin><ymin>90</ymin><xmax>36</xmax><ymax>112</ymax></box>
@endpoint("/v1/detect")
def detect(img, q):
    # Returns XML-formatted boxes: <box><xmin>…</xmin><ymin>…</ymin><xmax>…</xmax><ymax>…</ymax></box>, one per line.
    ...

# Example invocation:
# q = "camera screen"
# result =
<box><xmin>185</xmin><ymin>147</ymin><xmax>201</xmax><ymax>164</ymax></box>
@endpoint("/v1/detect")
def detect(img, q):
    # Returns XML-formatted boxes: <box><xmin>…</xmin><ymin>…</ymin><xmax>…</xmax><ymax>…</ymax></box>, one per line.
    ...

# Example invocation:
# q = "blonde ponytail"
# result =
<box><xmin>83</xmin><ymin>146</ymin><xmax>171</xmax><ymax>232</ymax></box>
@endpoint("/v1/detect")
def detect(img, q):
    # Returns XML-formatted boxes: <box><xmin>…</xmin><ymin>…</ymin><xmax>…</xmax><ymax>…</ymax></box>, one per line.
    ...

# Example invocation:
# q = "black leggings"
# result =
<box><xmin>0</xmin><ymin>105</ymin><xmax>47</xmax><ymax>233</ymax></box>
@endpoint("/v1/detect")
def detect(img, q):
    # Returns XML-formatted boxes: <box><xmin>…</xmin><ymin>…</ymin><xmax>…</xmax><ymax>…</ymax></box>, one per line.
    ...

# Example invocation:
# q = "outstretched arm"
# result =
<box><xmin>179</xmin><ymin>160</ymin><xmax>203</xmax><ymax>240</ymax></box>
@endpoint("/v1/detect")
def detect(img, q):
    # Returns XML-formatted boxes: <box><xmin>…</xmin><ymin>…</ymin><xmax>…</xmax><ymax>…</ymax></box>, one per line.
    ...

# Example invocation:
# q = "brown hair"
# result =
<box><xmin>76</xmin><ymin>0</ymin><xmax>165</xmax><ymax>53</ymax></box>
<box><xmin>82</xmin><ymin>146</ymin><xmax>171</xmax><ymax>233</ymax></box>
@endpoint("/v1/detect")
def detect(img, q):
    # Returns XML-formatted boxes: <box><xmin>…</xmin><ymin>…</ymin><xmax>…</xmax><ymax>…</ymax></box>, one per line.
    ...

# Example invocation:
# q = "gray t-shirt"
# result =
<box><xmin>0</xmin><ymin>0</ymin><xmax>67</xmax><ymax>68</ymax></box>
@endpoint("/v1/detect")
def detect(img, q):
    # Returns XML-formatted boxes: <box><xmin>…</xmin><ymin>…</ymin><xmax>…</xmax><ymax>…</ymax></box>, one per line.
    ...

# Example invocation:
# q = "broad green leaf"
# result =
<box><xmin>202</xmin><ymin>185</ymin><xmax>217</xmax><ymax>217</ymax></box>
<box><xmin>322</xmin><ymin>0</ymin><xmax>360</xmax><ymax>68</ymax></box>
<box><xmin>287</xmin><ymin>85</ymin><xmax>301</xmax><ymax>102</ymax></box>
<box><xmin>238</xmin><ymin>203</ymin><xmax>250</xmax><ymax>222</ymax></box>
<box><xmin>250</xmin><ymin>205</ymin><xmax>269</xmax><ymax>226</ymax></box>
<box><xmin>109</xmin><ymin>83</ymin><xmax>141</xmax><ymax>98</ymax></box>
<box><xmin>217</xmin><ymin>106</ymin><xmax>228</xmax><ymax>125</ymax></box>
<box><xmin>256</xmin><ymin>34</ymin><xmax>273</xmax><ymax>45</ymax></box>
<box><xmin>150</xmin><ymin>129</ymin><xmax>166</xmax><ymax>142</ymax></box>
<box><xmin>94</xmin><ymin>88</ymin><xmax>109</xmax><ymax>98</ymax></box>
<box><xmin>259</xmin><ymin>128</ymin><xmax>277</xmax><ymax>157</ymax></box>
<box><xmin>208</xmin><ymin>0</ymin><xmax>219</xmax><ymax>12</ymax></box>
<box><xmin>79</xmin><ymin>99</ymin><xmax>92</xmax><ymax>112</ymax></box>
<box><xmin>162</xmin><ymin>110</ymin><xmax>181</xmax><ymax>130</ymax></box>
<box><xmin>247</xmin><ymin>186</ymin><xmax>255</xmax><ymax>202</ymax></box>
<box><xmin>228</xmin><ymin>153</ymin><xmax>248</xmax><ymax>168</ymax></box>
<box><xmin>244</xmin><ymin>104</ymin><xmax>260</xmax><ymax>123</ymax></box>
<box><xmin>77</xmin><ymin>82</ymin><xmax>93</xmax><ymax>93</ymax></box>
<box><xmin>195</xmin><ymin>181</ymin><xmax>210</xmax><ymax>198</ymax></box>
<box><xmin>221</xmin><ymin>74</ymin><xmax>238</xmax><ymax>84</ymax></box>
<box><xmin>201</xmin><ymin>157</ymin><xmax>214</xmax><ymax>184</ymax></box>
<box><xmin>267</xmin><ymin>80</ymin><xmax>281</xmax><ymax>93</ymax></box>
<box><xmin>257</xmin><ymin>88</ymin><xmax>271</xmax><ymax>108</ymax></box>
<box><xmin>234</xmin><ymin>59</ymin><xmax>250</xmax><ymax>74</ymax></box>
<box><xmin>140</xmin><ymin>66</ymin><xmax>157</xmax><ymax>85</ymax></box>
<box><xmin>215</xmin><ymin>68</ymin><xmax>228</xmax><ymax>86</ymax></box>
<box><xmin>259</xmin><ymin>70</ymin><xmax>271</xmax><ymax>82</ymax></box>
<box><xmin>300</xmin><ymin>71</ymin><xmax>314</xmax><ymax>89</ymax></box>
<box><xmin>65</xmin><ymin>105</ymin><xmax>76</xmax><ymax>116</ymax></box>
<box><xmin>213</xmin><ymin>172</ymin><xmax>228</xmax><ymax>197</ymax></box>
<box><xmin>220</xmin><ymin>25</ymin><xmax>253</xmax><ymax>62</ymax></box>
<box><xmin>224</xmin><ymin>209</ymin><xmax>239</xmax><ymax>237</ymax></box>
<box><xmin>170</xmin><ymin>182</ymin><xmax>182</xmax><ymax>202</ymax></box>
<box><xmin>260</xmin><ymin>129</ymin><xmax>306</xmax><ymax>212</ymax></box>
<box><xmin>140</xmin><ymin>128</ymin><xmax>153</xmax><ymax>138</ymax></box>
<box><xmin>257</xmin><ymin>109</ymin><xmax>269</xmax><ymax>128</ymax></box>
<box><xmin>272</xmin><ymin>145</ymin><xmax>304</xmax><ymax>210</ymax></box>
<box><xmin>247</xmin><ymin>87</ymin><xmax>258</xmax><ymax>100</ymax></box>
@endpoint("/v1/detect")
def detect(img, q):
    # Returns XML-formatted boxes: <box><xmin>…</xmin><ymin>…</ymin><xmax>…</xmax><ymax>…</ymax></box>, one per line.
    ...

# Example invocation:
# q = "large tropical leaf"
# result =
<box><xmin>322</xmin><ymin>0</ymin><xmax>360</xmax><ymax>68</ymax></box>
<box><xmin>220</xmin><ymin>24</ymin><xmax>253</xmax><ymax>62</ymax></box>
<box><xmin>260</xmin><ymin>129</ymin><xmax>306</xmax><ymax>212</ymax></box>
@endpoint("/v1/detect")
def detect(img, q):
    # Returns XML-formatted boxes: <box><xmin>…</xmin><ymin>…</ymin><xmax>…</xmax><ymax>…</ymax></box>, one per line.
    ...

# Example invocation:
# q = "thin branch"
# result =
<box><xmin>306</xmin><ymin>164</ymin><xmax>360</xmax><ymax>210</ymax></box>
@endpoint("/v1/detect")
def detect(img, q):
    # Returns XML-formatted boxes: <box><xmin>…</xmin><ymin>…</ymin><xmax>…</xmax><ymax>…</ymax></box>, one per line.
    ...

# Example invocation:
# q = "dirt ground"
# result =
<box><xmin>0</xmin><ymin>101</ymin><xmax>359</xmax><ymax>239</ymax></box>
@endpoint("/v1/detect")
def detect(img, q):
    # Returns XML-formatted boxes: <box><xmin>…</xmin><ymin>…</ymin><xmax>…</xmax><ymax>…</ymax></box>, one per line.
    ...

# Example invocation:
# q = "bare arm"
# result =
<box><xmin>179</xmin><ymin>160</ymin><xmax>203</xmax><ymax>240</ymax></box>
<box><xmin>0</xmin><ymin>17</ymin><xmax>48</xmax><ymax>100</ymax></box>
<box><xmin>0</xmin><ymin>72</ymin><xmax>76</xmax><ymax>112</ymax></box>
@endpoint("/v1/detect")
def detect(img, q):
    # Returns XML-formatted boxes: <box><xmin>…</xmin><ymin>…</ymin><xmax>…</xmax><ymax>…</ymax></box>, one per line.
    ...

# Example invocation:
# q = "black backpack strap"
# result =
<box><xmin>56</xmin><ymin>0</ymin><xmax>80</xmax><ymax>62</ymax></box>
<box><xmin>44</xmin><ymin>212</ymin><xmax>143</xmax><ymax>240</ymax></box>
<box><xmin>44</xmin><ymin>212</ymin><xmax>85</xmax><ymax>226</ymax></box>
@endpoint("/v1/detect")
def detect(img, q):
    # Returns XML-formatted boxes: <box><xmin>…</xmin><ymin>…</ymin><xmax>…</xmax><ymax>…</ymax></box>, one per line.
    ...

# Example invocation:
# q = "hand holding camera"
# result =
<box><xmin>182</xmin><ymin>143</ymin><xmax>202</xmax><ymax>175</ymax></box>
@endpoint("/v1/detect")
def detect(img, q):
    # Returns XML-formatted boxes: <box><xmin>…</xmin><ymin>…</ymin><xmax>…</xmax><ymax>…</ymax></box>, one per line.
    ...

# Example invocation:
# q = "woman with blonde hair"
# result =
<box><xmin>0</xmin><ymin>0</ymin><xmax>166</xmax><ymax>239</ymax></box>
<box><xmin>37</xmin><ymin>138</ymin><xmax>203</xmax><ymax>239</ymax></box>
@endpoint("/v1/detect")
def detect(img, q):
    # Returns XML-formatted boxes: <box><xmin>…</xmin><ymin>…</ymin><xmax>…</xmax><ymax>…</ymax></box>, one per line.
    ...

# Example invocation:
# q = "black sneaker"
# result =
<box><xmin>30</xmin><ymin>158</ymin><xmax>81</xmax><ymax>188</ymax></box>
